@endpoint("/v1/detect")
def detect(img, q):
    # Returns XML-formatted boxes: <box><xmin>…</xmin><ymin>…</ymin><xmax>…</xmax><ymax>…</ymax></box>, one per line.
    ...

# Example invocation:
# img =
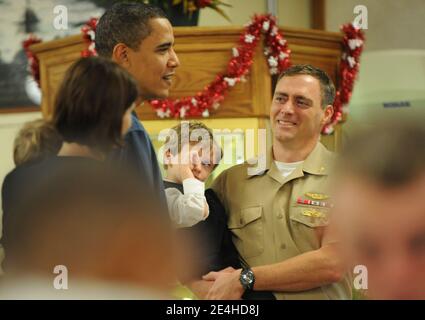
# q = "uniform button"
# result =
<box><xmin>277</xmin><ymin>213</ymin><xmax>283</xmax><ymax>219</ymax></box>
<box><xmin>239</xmin><ymin>218</ymin><xmax>244</xmax><ymax>225</ymax></box>
<box><xmin>280</xmin><ymin>243</ymin><xmax>286</xmax><ymax>249</ymax></box>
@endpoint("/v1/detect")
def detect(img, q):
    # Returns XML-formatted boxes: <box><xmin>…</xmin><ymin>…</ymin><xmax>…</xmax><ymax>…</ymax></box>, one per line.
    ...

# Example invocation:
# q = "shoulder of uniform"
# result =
<box><xmin>324</xmin><ymin>147</ymin><xmax>338</xmax><ymax>170</ymax></box>
<box><xmin>216</xmin><ymin>162</ymin><xmax>248</xmax><ymax>180</ymax></box>
<box><xmin>323</xmin><ymin>147</ymin><xmax>336</xmax><ymax>161</ymax></box>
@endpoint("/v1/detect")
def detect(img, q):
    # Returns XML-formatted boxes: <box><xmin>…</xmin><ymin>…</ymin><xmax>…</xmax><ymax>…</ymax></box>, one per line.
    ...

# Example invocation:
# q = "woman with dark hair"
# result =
<box><xmin>1</xmin><ymin>57</ymin><xmax>141</xmax><ymax>267</ymax></box>
<box><xmin>53</xmin><ymin>56</ymin><xmax>139</xmax><ymax>158</ymax></box>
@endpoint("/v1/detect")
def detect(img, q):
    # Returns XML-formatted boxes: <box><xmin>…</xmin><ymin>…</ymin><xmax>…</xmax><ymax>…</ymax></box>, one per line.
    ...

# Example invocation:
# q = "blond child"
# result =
<box><xmin>162</xmin><ymin>121</ymin><xmax>219</xmax><ymax>228</ymax></box>
<box><xmin>13</xmin><ymin>119</ymin><xmax>62</xmax><ymax>166</ymax></box>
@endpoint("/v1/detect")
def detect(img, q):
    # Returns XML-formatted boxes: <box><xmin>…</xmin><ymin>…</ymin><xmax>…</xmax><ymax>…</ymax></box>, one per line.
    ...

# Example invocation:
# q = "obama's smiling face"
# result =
<box><xmin>125</xmin><ymin>18</ymin><xmax>180</xmax><ymax>99</ymax></box>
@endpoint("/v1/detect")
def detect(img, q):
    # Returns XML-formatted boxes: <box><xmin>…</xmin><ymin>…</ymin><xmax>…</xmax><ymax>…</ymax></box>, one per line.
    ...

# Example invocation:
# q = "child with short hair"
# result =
<box><xmin>162</xmin><ymin>121</ymin><xmax>274</xmax><ymax>299</ymax></box>
<box><xmin>13</xmin><ymin>119</ymin><xmax>62</xmax><ymax>166</ymax></box>
<box><xmin>163</xmin><ymin>121</ymin><xmax>218</xmax><ymax>227</ymax></box>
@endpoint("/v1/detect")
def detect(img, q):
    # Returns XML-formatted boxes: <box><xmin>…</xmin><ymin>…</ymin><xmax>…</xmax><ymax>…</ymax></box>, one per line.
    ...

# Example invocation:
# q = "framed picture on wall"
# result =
<box><xmin>0</xmin><ymin>0</ymin><xmax>121</xmax><ymax>114</ymax></box>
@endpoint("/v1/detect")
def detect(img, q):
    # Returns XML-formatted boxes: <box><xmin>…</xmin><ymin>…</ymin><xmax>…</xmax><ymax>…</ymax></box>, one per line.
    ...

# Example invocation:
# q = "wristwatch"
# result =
<box><xmin>239</xmin><ymin>268</ymin><xmax>255</xmax><ymax>291</ymax></box>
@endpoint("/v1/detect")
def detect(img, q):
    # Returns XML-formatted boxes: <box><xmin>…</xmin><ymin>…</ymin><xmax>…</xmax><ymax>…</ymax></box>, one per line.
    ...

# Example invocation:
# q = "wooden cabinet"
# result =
<box><xmin>31</xmin><ymin>26</ymin><xmax>343</xmax><ymax>151</ymax></box>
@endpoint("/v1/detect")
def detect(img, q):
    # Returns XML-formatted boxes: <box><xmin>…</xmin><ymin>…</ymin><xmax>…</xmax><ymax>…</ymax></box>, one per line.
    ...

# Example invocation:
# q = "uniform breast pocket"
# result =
<box><xmin>289</xmin><ymin>206</ymin><xmax>330</xmax><ymax>249</ymax></box>
<box><xmin>289</xmin><ymin>206</ymin><xmax>330</xmax><ymax>228</ymax></box>
<box><xmin>228</xmin><ymin>206</ymin><xmax>264</xmax><ymax>259</ymax></box>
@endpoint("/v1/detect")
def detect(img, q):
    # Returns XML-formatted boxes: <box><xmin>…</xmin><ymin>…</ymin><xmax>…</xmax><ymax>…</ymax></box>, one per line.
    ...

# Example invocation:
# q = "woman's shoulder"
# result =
<box><xmin>3</xmin><ymin>156</ymin><xmax>100</xmax><ymax>190</ymax></box>
<box><xmin>3</xmin><ymin>159</ymin><xmax>45</xmax><ymax>186</ymax></box>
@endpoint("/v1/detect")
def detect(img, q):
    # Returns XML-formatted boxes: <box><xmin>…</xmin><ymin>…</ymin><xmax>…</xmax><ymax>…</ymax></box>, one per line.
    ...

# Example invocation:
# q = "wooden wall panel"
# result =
<box><xmin>32</xmin><ymin>35</ymin><xmax>86</xmax><ymax>118</ymax></box>
<box><xmin>31</xmin><ymin>26</ymin><xmax>342</xmax><ymax>120</ymax></box>
<box><xmin>31</xmin><ymin>26</ymin><xmax>344</xmax><ymax>150</ymax></box>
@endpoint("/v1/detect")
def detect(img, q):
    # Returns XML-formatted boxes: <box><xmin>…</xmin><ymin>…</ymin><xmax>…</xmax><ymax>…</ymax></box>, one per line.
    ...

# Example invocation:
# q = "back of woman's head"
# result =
<box><xmin>52</xmin><ymin>57</ymin><xmax>139</xmax><ymax>154</ymax></box>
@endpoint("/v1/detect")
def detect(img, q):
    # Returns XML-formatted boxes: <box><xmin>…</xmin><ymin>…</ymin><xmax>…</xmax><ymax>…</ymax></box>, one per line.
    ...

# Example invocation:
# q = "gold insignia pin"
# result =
<box><xmin>302</xmin><ymin>209</ymin><xmax>324</xmax><ymax>218</ymax></box>
<box><xmin>305</xmin><ymin>192</ymin><xmax>329</xmax><ymax>200</ymax></box>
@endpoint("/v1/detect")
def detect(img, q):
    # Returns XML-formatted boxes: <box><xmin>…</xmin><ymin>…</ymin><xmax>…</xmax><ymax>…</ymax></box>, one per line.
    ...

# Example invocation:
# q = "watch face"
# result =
<box><xmin>241</xmin><ymin>270</ymin><xmax>254</xmax><ymax>283</ymax></box>
<box><xmin>241</xmin><ymin>269</ymin><xmax>255</xmax><ymax>289</ymax></box>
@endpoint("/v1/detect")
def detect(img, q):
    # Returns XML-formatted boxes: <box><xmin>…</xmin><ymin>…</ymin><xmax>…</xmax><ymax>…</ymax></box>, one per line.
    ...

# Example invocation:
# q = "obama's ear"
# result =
<box><xmin>112</xmin><ymin>43</ymin><xmax>130</xmax><ymax>68</ymax></box>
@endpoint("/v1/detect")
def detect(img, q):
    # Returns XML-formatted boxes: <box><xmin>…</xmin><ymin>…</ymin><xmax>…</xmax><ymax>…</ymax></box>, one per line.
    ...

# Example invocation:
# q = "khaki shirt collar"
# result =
<box><xmin>246</xmin><ymin>142</ymin><xmax>332</xmax><ymax>183</ymax></box>
<box><xmin>302</xmin><ymin>142</ymin><xmax>332</xmax><ymax>175</ymax></box>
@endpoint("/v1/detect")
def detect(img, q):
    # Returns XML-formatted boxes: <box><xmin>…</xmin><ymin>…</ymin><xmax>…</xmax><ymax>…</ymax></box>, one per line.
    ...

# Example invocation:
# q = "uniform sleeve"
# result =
<box><xmin>165</xmin><ymin>178</ymin><xmax>208</xmax><ymax>228</ymax></box>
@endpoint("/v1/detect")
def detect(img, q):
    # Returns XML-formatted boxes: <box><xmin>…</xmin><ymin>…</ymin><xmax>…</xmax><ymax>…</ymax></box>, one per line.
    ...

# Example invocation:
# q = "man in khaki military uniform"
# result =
<box><xmin>200</xmin><ymin>65</ymin><xmax>351</xmax><ymax>299</ymax></box>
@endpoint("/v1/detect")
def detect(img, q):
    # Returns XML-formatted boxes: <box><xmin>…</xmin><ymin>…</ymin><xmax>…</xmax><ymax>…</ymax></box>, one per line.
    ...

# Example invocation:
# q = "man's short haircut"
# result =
<box><xmin>13</xmin><ymin>119</ymin><xmax>62</xmax><ymax>166</ymax></box>
<box><xmin>95</xmin><ymin>2</ymin><xmax>166</xmax><ymax>57</ymax></box>
<box><xmin>338</xmin><ymin>119</ymin><xmax>425</xmax><ymax>187</ymax></box>
<box><xmin>277</xmin><ymin>64</ymin><xmax>336</xmax><ymax>107</ymax></box>
<box><xmin>52</xmin><ymin>56</ymin><xmax>139</xmax><ymax>154</ymax></box>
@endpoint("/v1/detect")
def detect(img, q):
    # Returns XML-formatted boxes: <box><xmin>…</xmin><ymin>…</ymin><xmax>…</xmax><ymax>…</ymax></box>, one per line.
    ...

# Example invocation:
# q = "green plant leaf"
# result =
<box><xmin>215</xmin><ymin>0</ymin><xmax>232</xmax><ymax>8</ymax></box>
<box><xmin>211</xmin><ymin>4</ymin><xmax>232</xmax><ymax>22</ymax></box>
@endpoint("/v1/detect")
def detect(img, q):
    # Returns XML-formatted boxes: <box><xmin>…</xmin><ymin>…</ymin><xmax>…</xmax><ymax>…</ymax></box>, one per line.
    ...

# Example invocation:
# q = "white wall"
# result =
<box><xmin>326</xmin><ymin>0</ymin><xmax>425</xmax><ymax>51</ymax></box>
<box><xmin>325</xmin><ymin>0</ymin><xmax>425</xmax><ymax>139</ymax></box>
<box><xmin>277</xmin><ymin>0</ymin><xmax>310</xmax><ymax>29</ymax></box>
<box><xmin>198</xmin><ymin>0</ymin><xmax>310</xmax><ymax>28</ymax></box>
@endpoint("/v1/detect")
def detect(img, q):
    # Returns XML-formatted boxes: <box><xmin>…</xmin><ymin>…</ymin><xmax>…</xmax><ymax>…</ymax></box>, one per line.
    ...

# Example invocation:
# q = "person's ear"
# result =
<box><xmin>164</xmin><ymin>149</ymin><xmax>172</xmax><ymax>166</ymax></box>
<box><xmin>321</xmin><ymin>105</ymin><xmax>334</xmax><ymax>126</ymax></box>
<box><xmin>112</xmin><ymin>43</ymin><xmax>130</xmax><ymax>68</ymax></box>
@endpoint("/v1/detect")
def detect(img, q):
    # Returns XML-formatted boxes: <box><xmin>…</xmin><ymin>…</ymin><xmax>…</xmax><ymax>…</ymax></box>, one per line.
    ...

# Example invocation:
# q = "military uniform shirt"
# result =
<box><xmin>211</xmin><ymin>142</ymin><xmax>352</xmax><ymax>300</ymax></box>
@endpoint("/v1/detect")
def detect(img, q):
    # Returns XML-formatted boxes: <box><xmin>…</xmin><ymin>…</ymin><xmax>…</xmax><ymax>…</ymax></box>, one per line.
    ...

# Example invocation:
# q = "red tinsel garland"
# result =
<box><xmin>151</xmin><ymin>14</ymin><xmax>291</xmax><ymax>119</ymax></box>
<box><xmin>323</xmin><ymin>23</ymin><xmax>365</xmax><ymax>134</ymax></box>
<box><xmin>20</xmin><ymin>19</ymin><xmax>98</xmax><ymax>87</ymax></box>
<box><xmin>81</xmin><ymin>17</ymin><xmax>98</xmax><ymax>57</ymax></box>
<box><xmin>22</xmin><ymin>34</ymin><xmax>42</xmax><ymax>88</ymax></box>
<box><xmin>22</xmin><ymin>15</ymin><xmax>364</xmax><ymax>135</ymax></box>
